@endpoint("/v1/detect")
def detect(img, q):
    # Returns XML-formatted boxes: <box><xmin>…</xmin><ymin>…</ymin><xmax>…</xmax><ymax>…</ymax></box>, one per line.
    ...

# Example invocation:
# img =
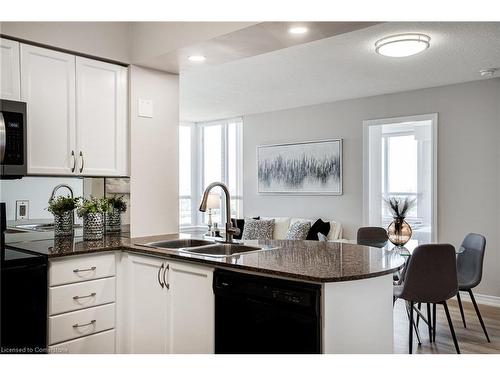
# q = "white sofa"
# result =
<box><xmin>260</xmin><ymin>217</ymin><xmax>343</xmax><ymax>241</ymax></box>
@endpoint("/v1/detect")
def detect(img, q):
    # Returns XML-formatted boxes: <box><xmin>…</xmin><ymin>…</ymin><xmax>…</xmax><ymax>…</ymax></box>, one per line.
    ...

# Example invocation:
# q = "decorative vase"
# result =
<box><xmin>83</xmin><ymin>212</ymin><xmax>104</xmax><ymax>240</ymax></box>
<box><xmin>105</xmin><ymin>209</ymin><xmax>121</xmax><ymax>233</ymax></box>
<box><xmin>53</xmin><ymin>211</ymin><xmax>74</xmax><ymax>236</ymax></box>
<box><xmin>387</xmin><ymin>217</ymin><xmax>412</xmax><ymax>246</ymax></box>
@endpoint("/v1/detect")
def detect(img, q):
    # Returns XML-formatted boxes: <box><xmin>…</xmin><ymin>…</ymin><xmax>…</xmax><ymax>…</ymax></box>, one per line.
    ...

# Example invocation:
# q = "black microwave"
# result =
<box><xmin>0</xmin><ymin>99</ymin><xmax>27</xmax><ymax>179</ymax></box>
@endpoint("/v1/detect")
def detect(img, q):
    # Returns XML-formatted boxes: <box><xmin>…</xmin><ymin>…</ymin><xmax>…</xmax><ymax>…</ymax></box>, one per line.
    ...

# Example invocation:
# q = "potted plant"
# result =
<box><xmin>105</xmin><ymin>195</ymin><xmax>127</xmax><ymax>233</ymax></box>
<box><xmin>384</xmin><ymin>196</ymin><xmax>416</xmax><ymax>246</ymax></box>
<box><xmin>77</xmin><ymin>197</ymin><xmax>108</xmax><ymax>240</ymax></box>
<box><xmin>47</xmin><ymin>196</ymin><xmax>79</xmax><ymax>236</ymax></box>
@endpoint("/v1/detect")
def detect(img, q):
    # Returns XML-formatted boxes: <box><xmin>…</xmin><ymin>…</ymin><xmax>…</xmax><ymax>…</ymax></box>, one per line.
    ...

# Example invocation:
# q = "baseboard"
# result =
<box><xmin>458</xmin><ymin>291</ymin><xmax>500</xmax><ymax>308</ymax></box>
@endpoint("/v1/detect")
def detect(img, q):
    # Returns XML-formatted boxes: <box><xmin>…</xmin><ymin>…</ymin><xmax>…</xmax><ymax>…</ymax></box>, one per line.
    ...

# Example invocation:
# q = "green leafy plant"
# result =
<box><xmin>384</xmin><ymin>196</ymin><xmax>416</xmax><ymax>219</ymax></box>
<box><xmin>77</xmin><ymin>197</ymin><xmax>109</xmax><ymax>217</ymax></box>
<box><xmin>107</xmin><ymin>195</ymin><xmax>127</xmax><ymax>213</ymax></box>
<box><xmin>47</xmin><ymin>196</ymin><xmax>79</xmax><ymax>216</ymax></box>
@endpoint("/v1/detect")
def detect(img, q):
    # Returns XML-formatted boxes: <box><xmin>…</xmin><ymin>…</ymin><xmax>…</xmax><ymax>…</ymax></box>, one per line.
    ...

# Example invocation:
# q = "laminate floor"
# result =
<box><xmin>394</xmin><ymin>297</ymin><xmax>500</xmax><ymax>354</ymax></box>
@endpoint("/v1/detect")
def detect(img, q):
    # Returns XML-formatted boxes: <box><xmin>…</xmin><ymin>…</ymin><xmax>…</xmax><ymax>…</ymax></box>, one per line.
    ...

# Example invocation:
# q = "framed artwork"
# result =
<box><xmin>257</xmin><ymin>139</ymin><xmax>343</xmax><ymax>195</ymax></box>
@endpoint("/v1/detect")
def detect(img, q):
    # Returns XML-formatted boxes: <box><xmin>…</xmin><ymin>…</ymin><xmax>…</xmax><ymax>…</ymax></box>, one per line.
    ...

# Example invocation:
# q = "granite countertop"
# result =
<box><xmin>5</xmin><ymin>232</ymin><xmax>405</xmax><ymax>283</ymax></box>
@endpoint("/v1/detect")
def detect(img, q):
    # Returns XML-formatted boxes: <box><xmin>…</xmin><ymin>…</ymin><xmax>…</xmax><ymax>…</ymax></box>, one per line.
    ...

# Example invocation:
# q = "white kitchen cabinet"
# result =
<box><xmin>21</xmin><ymin>44</ymin><xmax>76</xmax><ymax>175</ymax></box>
<box><xmin>20</xmin><ymin>44</ymin><xmax>128</xmax><ymax>176</ymax></box>
<box><xmin>122</xmin><ymin>253</ymin><xmax>214</xmax><ymax>354</ymax></box>
<box><xmin>0</xmin><ymin>38</ymin><xmax>21</xmax><ymax>100</ymax></box>
<box><xmin>75</xmin><ymin>57</ymin><xmax>128</xmax><ymax>176</ymax></box>
<box><xmin>166</xmin><ymin>261</ymin><xmax>214</xmax><ymax>354</ymax></box>
<box><xmin>123</xmin><ymin>254</ymin><xmax>169</xmax><ymax>354</ymax></box>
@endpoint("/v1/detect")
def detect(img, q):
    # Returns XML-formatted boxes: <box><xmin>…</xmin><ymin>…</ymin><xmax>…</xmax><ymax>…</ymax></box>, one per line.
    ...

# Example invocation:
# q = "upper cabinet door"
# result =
<box><xmin>21</xmin><ymin>44</ymin><xmax>76</xmax><ymax>175</ymax></box>
<box><xmin>1</xmin><ymin>38</ymin><xmax>21</xmax><ymax>100</ymax></box>
<box><xmin>76</xmin><ymin>57</ymin><xmax>128</xmax><ymax>176</ymax></box>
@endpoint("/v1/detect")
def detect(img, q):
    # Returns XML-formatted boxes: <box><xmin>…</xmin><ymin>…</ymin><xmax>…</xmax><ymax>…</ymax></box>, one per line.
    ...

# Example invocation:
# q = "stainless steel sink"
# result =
<box><xmin>15</xmin><ymin>223</ymin><xmax>82</xmax><ymax>232</ymax></box>
<box><xmin>180</xmin><ymin>243</ymin><xmax>266</xmax><ymax>257</ymax></box>
<box><xmin>143</xmin><ymin>239</ymin><xmax>216</xmax><ymax>249</ymax></box>
<box><xmin>140</xmin><ymin>239</ymin><xmax>277</xmax><ymax>258</ymax></box>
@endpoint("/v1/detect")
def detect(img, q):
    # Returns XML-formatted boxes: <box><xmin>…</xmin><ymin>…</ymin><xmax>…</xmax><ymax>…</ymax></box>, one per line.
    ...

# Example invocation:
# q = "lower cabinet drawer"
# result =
<box><xmin>50</xmin><ymin>253</ymin><xmax>116</xmax><ymax>286</ymax></box>
<box><xmin>49</xmin><ymin>303</ymin><xmax>115</xmax><ymax>345</ymax></box>
<box><xmin>49</xmin><ymin>277</ymin><xmax>116</xmax><ymax>315</ymax></box>
<box><xmin>49</xmin><ymin>329</ymin><xmax>115</xmax><ymax>354</ymax></box>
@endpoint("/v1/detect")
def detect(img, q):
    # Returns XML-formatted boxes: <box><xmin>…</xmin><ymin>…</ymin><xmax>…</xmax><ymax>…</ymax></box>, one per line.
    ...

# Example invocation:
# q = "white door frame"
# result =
<box><xmin>362</xmin><ymin>113</ymin><xmax>438</xmax><ymax>242</ymax></box>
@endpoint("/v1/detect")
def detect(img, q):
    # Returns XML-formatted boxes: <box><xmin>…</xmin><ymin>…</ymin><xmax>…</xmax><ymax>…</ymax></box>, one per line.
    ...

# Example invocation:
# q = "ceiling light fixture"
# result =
<box><xmin>375</xmin><ymin>33</ymin><xmax>431</xmax><ymax>57</ymax></box>
<box><xmin>288</xmin><ymin>26</ymin><xmax>308</xmax><ymax>35</ymax></box>
<box><xmin>479</xmin><ymin>68</ymin><xmax>498</xmax><ymax>78</ymax></box>
<box><xmin>188</xmin><ymin>55</ymin><xmax>206</xmax><ymax>62</ymax></box>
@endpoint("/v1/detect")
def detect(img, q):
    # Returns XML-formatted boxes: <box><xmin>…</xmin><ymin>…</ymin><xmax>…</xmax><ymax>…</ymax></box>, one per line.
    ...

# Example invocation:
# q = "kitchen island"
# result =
<box><xmin>6</xmin><ymin>232</ymin><xmax>405</xmax><ymax>354</ymax></box>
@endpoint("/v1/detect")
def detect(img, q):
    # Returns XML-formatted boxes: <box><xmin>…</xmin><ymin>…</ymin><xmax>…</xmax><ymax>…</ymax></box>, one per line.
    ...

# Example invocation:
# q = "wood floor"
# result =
<box><xmin>394</xmin><ymin>297</ymin><xmax>500</xmax><ymax>354</ymax></box>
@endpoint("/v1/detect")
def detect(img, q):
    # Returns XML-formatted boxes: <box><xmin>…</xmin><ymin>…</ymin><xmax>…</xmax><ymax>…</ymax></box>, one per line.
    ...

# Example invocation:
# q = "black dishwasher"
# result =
<box><xmin>213</xmin><ymin>269</ymin><xmax>321</xmax><ymax>354</ymax></box>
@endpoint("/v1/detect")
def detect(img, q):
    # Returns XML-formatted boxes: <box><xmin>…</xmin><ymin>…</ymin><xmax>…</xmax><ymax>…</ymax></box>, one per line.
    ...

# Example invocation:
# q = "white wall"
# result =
<box><xmin>0</xmin><ymin>177</ymin><xmax>83</xmax><ymax>221</ymax></box>
<box><xmin>243</xmin><ymin>78</ymin><xmax>500</xmax><ymax>297</ymax></box>
<box><xmin>0</xmin><ymin>22</ymin><xmax>131</xmax><ymax>62</ymax></box>
<box><xmin>129</xmin><ymin>66</ymin><xmax>179</xmax><ymax>237</ymax></box>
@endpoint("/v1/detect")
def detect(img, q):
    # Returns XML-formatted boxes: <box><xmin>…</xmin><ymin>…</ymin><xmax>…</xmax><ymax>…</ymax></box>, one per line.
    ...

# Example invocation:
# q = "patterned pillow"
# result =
<box><xmin>285</xmin><ymin>221</ymin><xmax>312</xmax><ymax>240</ymax></box>
<box><xmin>242</xmin><ymin>218</ymin><xmax>275</xmax><ymax>240</ymax></box>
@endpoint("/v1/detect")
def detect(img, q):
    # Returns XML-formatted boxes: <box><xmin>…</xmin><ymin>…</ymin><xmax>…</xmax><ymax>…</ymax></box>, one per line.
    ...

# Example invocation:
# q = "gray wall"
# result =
<box><xmin>243</xmin><ymin>78</ymin><xmax>500</xmax><ymax>297</ymax></box>
<box><xmin>129</xmin><ymin>66</ymin><xmax>179</xmax><ymax>237</ymax></box>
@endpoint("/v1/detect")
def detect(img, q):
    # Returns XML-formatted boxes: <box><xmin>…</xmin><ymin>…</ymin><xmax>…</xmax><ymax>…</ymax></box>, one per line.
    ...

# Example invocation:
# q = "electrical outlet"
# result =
<box><xmin>16</xmin><ymin>200</ymin><xmax>29</xmax><ymax>221</ymax></box>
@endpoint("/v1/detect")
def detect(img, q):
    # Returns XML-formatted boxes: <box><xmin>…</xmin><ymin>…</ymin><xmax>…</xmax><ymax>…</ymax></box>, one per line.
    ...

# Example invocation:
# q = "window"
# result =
<box><xmin>363</xmin><ymin>114</ymin><xmax>437</xmax><ymax>242</ymax></box>
<box><xmin>179</xmin><ymin>118</ymin><xmax>243</xmax><ymax>229</ymax></box>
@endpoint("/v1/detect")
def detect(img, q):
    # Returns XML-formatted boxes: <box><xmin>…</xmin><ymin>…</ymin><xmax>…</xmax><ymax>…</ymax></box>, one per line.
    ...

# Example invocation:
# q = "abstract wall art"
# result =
<box><xmin>257</xmin><ymin>139</ymin><xmax>342</xmax><ymax>195</ymax></box>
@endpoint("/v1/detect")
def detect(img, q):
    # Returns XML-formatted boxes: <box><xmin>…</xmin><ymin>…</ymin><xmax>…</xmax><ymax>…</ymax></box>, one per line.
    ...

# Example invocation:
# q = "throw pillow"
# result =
<box><xmin>231</xmin><ymin>217</ymin><xmax>260</xmax><ymax>240</ymax></box>
<box><xmin>306</xmin><ymin>218</ymin><xmax>331</xmax><ymax>241</ymax></box>
<box><xmin>285</xmin><ymin>221</ymin><xmax>312</xmax><ymax>240</ymax></box>
<box><xmin>242</xmin><ymin>218</ymin><xmax>274</xmax><ymax>240</ymax></box>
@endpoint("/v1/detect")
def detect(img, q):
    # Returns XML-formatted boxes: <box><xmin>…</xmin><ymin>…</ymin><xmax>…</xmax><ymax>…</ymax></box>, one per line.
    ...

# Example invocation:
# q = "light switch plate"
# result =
<box><xmin>138</xmin><ymin>99</ymin><xmax>153</xmax><ymax>118</ymax></box>
<box><xmin>16</xmin><ymin>200</ymin><xmax>29</xmax><ymax>221</ymax></box>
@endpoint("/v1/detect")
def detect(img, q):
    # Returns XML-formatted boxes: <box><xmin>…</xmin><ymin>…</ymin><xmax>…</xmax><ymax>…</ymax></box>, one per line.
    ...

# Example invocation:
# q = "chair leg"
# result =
<box><xmin>416</xmin><ymin>302</ymin><xmax>422</xmax><ymax>327</ymax></box>
<box><xmin>409</xmin><ymin>301</ymin><xmax>414</xmax><ymax>354</ymax></box>
<box><xmin>456</xmin><ymin>292</ymin><xmax>467</xmax><ymax>328</ymax></box>
<box><xmin>443</xmin><ymin>301</ymin><xmax>460</xmax><ymax>354</ymax></box>
<box><xmin>427</xmin><ymin>303</ymin><xmax>433</xmax><ymax>342</ymax></box>
<box><xmin>468</xmin><ymin>289</ymin><xmax>491</xmax><ymax>343</ymax></box>
<box><xmin>406</xmin><ymin>301</ymin><xmax>422</xmax><ymax>346</ymax></box>
<box><xmin>432</xmin><ymin>303</ymin><xmax>437</xmax><ymax>342</ymax></box>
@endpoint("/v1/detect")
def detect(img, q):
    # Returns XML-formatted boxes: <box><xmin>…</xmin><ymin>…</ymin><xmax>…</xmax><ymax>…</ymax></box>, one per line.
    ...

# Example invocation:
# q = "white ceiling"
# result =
<box><xmin>180</xmin><ymin>22</ymin><xmax>500</xmax><ymax>122</ymax></box>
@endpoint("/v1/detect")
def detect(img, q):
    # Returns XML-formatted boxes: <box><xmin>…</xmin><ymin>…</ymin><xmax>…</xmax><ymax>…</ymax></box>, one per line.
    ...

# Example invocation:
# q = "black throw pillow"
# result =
<box><xmin>231</xmin><ymin>216</ymin><xmax>260</xmax><ymax>240</ymax></box>
<box><xmin>306</xmin><ymin>219</ymin><xmax>331</xmax><ymax>241</ymax></box>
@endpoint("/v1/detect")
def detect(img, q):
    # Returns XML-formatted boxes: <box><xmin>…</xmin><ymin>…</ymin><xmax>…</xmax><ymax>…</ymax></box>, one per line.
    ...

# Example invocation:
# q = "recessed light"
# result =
<box><xmin>288</xmin><ymin>26</ymin><xmax>308</xmax><ymax>35</ymax></box>
<box><xmin>188</xmin><ymin>55</ymin><xmax>206</xmax><ymax>62</ymax></box>
<box><xmin>375</xmin><ymin>33</ymin><xmax>430</xmax><ymax>57</ymax></box>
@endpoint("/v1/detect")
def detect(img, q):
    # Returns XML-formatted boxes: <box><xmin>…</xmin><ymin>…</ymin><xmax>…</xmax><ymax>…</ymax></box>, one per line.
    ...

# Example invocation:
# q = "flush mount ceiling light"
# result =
<box><xmin>188</xmin><ymin>55</ymin><xmax>206</xmax><ymax>62</ymax></box>
<box><xmin>288</xmin><ymin>26</ymin><xmax>309</xmax><ymax>35</ymax></box>
<box><xmin>479</xmin><ymin>68</ymin><xmax>498</xmax><ymax>78</ymax></box>
<box><xmin>375</xmin><ymin>33</ymin><xmax>431</xmax><ymax>57</ymax></box>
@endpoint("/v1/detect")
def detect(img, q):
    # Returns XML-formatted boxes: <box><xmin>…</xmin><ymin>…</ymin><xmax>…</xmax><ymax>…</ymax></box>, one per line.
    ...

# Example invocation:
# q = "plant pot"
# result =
<box><xmin>387</xmin><ymin>217</ymin><xmax>412</xmax><ymax>246</ymax></box>
<box><xmin>53</xmin><ymin>211</ymin><xmax>74</xmax><ymax>236</ymax></box>
<box><xmin>83</xmin><ymin>212</ymin><xmax>104</xmax><ymax>240</ymax></box>
<box><xmin>105</xmin><ymin>209</ymin><xmax>121</xmax><ymax>233</ymax></box>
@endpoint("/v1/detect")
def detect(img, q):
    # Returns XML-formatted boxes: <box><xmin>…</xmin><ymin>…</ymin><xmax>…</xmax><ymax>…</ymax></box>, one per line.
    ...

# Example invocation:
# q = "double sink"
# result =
<box><xmin>141</xmin><ymin>239</ymin><xmax>277</xmax><ymax>258</ymax></box>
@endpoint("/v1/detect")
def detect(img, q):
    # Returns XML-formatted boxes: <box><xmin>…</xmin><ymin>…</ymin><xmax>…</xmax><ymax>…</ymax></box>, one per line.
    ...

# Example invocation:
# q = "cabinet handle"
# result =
<box><xmin>79</xmin><ymin>151</ymin><xmax>84</xmax><ymax>173</ymax></box>
<box><xmin>157</xmin><ymin>263</ymin><xmax>165</xmax><ymax>288</ymax></box>
<box><xmin>73</xmin><ymin>292</ymin><xmax>96</xmax><ymax>300</ymax></box>
<box><xmin>73</xmin><ymin>266</ymin><xmax>96</xmax><ymax>273</ymax></box>
<box><xmin>71</xmin><ymin>150</ymin><xmax>76</xmax><ymax>172</ymax></box>
<box><xmin>163</xmin><ymin>263</ymin><xmax>170</xmax><ymax>290</ymax></box>
<box><xmin>73</xmin><ymin>319</ymin><xmax>96</xmax><ymax>329</ymax></box>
